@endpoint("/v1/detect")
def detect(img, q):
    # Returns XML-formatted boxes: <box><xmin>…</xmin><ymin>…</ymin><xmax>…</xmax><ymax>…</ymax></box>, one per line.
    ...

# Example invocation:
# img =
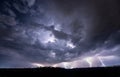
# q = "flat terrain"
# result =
<box><xmin>0</xmin><ymin>66</ymin><xmax>120</xmax><ymax>77</ymax></box>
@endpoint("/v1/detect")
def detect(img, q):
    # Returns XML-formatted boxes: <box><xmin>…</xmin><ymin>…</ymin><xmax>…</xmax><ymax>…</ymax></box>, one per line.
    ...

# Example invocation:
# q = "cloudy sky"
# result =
<box><xmin>0</xmin><ymin>0</ymin><xmax>120</xmax><ymax>68</ymax></box>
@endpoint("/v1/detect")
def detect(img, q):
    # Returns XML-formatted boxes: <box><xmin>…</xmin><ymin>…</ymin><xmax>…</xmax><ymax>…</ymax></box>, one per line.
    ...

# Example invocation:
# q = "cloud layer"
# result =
<box><xmin>0</xmin><ymin>0</ymin><xmax>120</xmax><ymax>68</ymax></box>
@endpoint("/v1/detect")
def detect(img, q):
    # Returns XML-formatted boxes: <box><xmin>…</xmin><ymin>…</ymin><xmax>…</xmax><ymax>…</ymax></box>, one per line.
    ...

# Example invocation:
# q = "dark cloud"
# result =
<box><xmin>0</xmin><ymin>0</ymin><xmax>120</xmax><ymax>68</ymax></box>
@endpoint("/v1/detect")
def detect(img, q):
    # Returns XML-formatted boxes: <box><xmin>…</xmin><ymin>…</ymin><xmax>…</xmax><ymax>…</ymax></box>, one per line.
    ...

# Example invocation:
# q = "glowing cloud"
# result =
<box><xmin>66</xmin><ymin>40</ymin><xmax>76</xmax><ymax>49</ymax></box>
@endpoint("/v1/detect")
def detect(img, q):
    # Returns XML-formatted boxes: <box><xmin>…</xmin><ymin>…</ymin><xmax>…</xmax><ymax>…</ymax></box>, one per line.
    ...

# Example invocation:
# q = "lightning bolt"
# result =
<box><xmin>84</xmin><ymin>57</ymin><xmax>93</xmax><ymax>67</ymax></box>
<box><xmin>97</xmin><ymin>56</ymin><xmax>106</xmax><ymax>67</ymax></box>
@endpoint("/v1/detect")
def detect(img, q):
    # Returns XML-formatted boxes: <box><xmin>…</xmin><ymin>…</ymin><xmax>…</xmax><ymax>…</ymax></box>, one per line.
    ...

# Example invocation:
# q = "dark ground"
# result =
<box><xmin>0</xmin><ymin>66</ymin><xmax>120</xmax><ymax>77</ymax></box>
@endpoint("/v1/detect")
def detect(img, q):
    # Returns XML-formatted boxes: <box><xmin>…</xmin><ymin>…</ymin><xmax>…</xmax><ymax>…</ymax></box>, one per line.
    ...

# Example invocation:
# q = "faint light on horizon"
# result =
<box><xmin>31</xmin><ymin>63</ymin><xmax>45</xmax><ymax>67</ymax></box>
<box><xmin>31</xmin><ymin>52</ymin><xmax>119</xmax><ymax>69</ymax></box>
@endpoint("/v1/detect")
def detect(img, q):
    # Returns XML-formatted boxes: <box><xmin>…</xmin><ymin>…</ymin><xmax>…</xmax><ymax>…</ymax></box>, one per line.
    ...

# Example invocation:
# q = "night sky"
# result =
<box><xmin>0</xmin><ymin>0</ymin><xmax>120</xmax><ymax>68</ymax></box>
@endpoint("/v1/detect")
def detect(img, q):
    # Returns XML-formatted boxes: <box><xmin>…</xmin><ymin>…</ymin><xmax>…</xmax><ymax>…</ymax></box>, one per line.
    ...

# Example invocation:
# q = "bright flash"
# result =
<box><xmin>84</xmin><ymin>57</ymin><xmax>93</xmax><ymax>67</ymax></box>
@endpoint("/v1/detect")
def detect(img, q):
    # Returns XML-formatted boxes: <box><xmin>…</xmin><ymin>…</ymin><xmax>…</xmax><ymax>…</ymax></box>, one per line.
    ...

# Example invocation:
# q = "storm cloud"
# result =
<box><xmin>0</xmin><ymin>0</ymin><xmax>120</xmax><ymax>68</ymax></box>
